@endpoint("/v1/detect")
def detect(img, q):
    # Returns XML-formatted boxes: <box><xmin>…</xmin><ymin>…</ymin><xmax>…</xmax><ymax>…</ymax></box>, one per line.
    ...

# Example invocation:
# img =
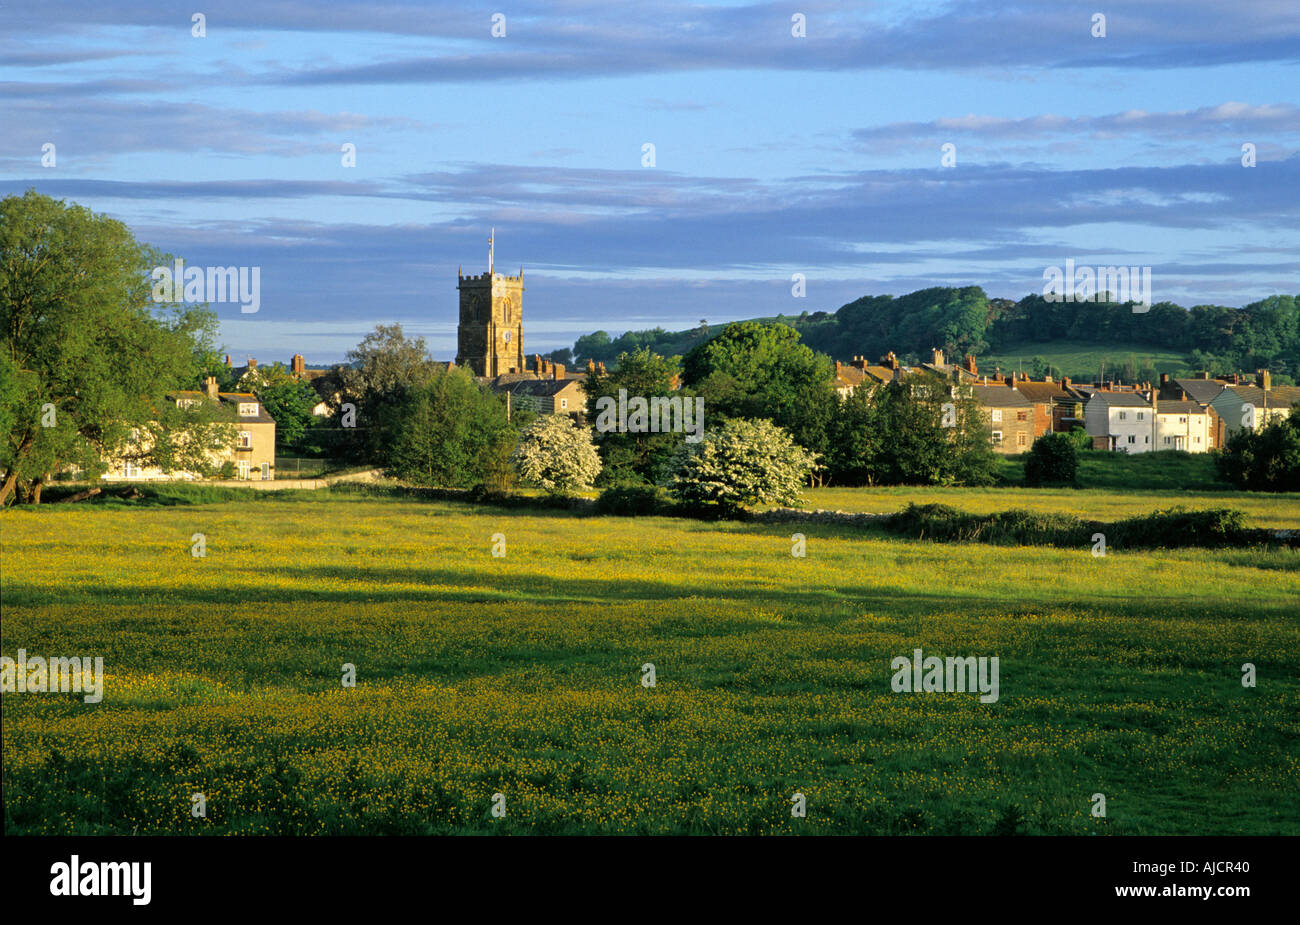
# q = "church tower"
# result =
<box><xmin>456</xmin><ymin>229</ymin><xmax>524</xmax><ymax>377</ymax></box>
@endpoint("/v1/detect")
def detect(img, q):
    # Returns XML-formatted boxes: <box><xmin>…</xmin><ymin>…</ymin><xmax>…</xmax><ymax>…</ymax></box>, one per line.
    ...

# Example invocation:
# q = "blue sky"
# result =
<box><xmin>3</xmin><ymin>0</ymin><xmax>1298</xmax><ymax>363</ymax></box>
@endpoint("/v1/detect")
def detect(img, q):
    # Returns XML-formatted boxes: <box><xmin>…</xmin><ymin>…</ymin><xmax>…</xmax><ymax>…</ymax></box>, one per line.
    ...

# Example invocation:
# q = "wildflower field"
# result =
<box><xmin>3</xmin><ymin>490</ymin><xmax>1298</xmax><ymax>835</ymax></box>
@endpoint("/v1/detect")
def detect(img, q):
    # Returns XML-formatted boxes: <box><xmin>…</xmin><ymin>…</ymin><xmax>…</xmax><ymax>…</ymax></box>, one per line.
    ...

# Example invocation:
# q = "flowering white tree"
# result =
<box><xmin>512</xmin><ymin>414</ymin><xmax>602</xmax><ymax>493</ymax></box>
<box><xmin>661</xmin><ymin>418</ymin><xmax>817</xmax><ymax>514</ymax></box>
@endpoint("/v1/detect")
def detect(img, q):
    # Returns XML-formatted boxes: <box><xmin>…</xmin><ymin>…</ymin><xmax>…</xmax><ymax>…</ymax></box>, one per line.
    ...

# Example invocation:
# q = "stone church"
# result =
<box><xmin>455</xmin><ymin>232</ymin><xmax>588</xmax><ymax>417</ymax></box>
<box><xmin>455</xmin><ymin>231</ymin><xmax>525</xmax><ymax>377</ymax></box>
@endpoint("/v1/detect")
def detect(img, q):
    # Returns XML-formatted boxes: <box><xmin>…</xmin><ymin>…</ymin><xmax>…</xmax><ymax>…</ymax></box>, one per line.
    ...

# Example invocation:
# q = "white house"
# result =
<box><xmin>1153</xmin><ymin>399</ymin><xmax>1214</xmax><ymax>452</ymax></box>
<box><xmin>1083</xmin><ymin>391</ymin><xmax>1154</xmax><ymax>453</ymax></box>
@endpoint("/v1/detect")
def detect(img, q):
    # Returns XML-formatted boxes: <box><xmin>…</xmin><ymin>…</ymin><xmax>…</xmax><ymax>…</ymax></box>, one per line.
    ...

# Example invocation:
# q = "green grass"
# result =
<box><xmin>979</xmin><ymin>341</ymin><xmax>1193</xmax><ymax>380</ymax></box>
<box><xmin>3</xmin><ymin>493</ymin><xmax>1297</xmax><ymax>835</ymax></box>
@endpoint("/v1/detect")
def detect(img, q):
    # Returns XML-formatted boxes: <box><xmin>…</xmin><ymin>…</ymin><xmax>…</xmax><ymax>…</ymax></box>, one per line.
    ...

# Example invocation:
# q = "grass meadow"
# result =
<box><xmin>2</xmin><ymin>490</ymin><xmax>1298</xmax><ymax>835</ymax></box>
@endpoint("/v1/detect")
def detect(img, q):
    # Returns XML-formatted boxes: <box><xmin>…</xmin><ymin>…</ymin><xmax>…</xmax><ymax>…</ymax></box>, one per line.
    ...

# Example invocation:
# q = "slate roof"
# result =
<box><xmin>970</xmin><ymin>384</ymin><xmax>1032</xmax><ymax>407</ymax></box>
<box><xmin>1085</xmin><ymin>391</ymin><xmax>1152</xmax><ymax>408</ymax></box>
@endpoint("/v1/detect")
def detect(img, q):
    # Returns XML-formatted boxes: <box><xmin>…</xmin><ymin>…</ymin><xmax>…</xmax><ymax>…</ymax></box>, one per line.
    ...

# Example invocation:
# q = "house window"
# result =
<box><xmin>1118</xmin><ymin>411</ymin><xmax>1127</xmax><ymax>421</ymax></box>
<box><xmin>991</xmin><ymin>409</ymin><xmax>1003</xmax><ymax>423</ymax></box>
<box><xmin>1128</xmin><ymin>435</ymin><xmax>1136</xmax><ymax>444</ymax></box>
<box><xmin>238</xmin><ymin>431</ymin><xmax>252</xmax><ymax>448</ymax></box>
<box><xmin>1195</xmin><ymin>436</ymin><xmax>1201</xmax><ymax>444</ymax></box>
<box><xmin>560</xmin><ymin>398</ymin><xmax>568</xmax><ymax>410</ymax></box>
<box><xmin>124</xmin><ymin>461</ymin><xmax>141</xmax><ymax>479</ymax></box>
<box><xmin>1163</xmin><ymin>437</ymin><xmax>1171</xmax><ymax>445</ymax></box>
<box><xmin>991</xmin><ymin>430</ymin><xmax>1003</xmax><ymax>445</ymax></box>
<box><xmin>1137</xmin><ymin>412</ymin><xmax>1144</xmax><ymax>421</ymax></box>
<box><xmin>238</xmin><ymin>461</ymin><xmax>250</xmax><ymax>480</ymax></box>
<box><xmin>1179</xmin><ymin>416</ymin><xmax>1187</xmax><ymax>423</ymax></box>
<box><xmin>1016</xmin><ymin>410</ymin><xmax>1028</xmax><ymax>422</ymax></box>
<box><xmin>1016</xmin><ymin>432</ymin><xmax>1027</xmax><ymax>447</ymax></box>
<box><xmin>238</xmin><ymin>402</ymin><xmax>258</xmax><ymax>417</ymax></box>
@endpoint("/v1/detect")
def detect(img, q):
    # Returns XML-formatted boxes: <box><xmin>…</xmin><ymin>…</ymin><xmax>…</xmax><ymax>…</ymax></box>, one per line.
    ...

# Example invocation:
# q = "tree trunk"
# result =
<box><xmin>31</xmin><ymin>478</ymin><xmax>44</xmax><ymax>504</ymax></box>
<box><xmin>0</xmin><ymin>470</ymin><xmax>17</xmax><ymax>506</ymax></box>
<box><xmin>57</xmin><ymin>487</ymin><xmax>102</xmax><ymax>503</ymax></box>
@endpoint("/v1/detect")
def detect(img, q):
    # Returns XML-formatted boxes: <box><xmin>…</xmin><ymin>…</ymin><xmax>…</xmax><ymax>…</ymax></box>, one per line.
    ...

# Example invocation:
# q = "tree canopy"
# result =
<box><xmin>1</xmin><ymin>190</ymin><xmax>221</xmax><ymax>504</ymax></box>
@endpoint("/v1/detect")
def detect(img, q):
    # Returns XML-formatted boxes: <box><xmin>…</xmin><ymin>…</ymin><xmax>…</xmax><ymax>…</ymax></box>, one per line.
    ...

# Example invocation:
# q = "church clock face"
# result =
<box><xmin>502</xmin><ymin>330</ymin><xmax>512</xmax><ymax>343</ymax></box>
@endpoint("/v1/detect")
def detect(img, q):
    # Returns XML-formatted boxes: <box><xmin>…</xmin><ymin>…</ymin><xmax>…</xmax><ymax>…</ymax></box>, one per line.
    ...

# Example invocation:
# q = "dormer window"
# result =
<box><xmin>238</xmin><ymin>402</ymin><xmax>258</xmax><ymax>417</ymax></box>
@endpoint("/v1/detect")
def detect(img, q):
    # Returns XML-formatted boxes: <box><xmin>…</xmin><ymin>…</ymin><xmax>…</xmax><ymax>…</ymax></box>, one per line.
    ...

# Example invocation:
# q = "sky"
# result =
<box><xmin>2</xmin><ymin>0</ymin><xmax>1298</xmax><ymax>364</ymax></box>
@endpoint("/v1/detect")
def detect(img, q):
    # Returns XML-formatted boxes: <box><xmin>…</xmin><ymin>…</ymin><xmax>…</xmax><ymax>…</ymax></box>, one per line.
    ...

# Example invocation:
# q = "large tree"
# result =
<box><xmin>682</xmin><ymin>321</ymin><xmax>836</xmax><ymax>456</ymax></box>
<box><xmin>583</xmin><ymin>346</ymin><xmax>685</xmax><ymax>484</ymax></box>
<box><xmin>380</xmin><ymin>365</ymin><xmax>517</xmax><ymax>489</ymax></box>
<box><xmin>336</xmin><ymin>323</ymin><xmax>439</xmax><ymax>461</ymax></box>
<box><xmin>826</xmin><ymin>372</ymin><xmax>994</xmax><ymax>486</ymax></box>
<box><xmin>1</xmin><ymin>190</ymin><xmax>221</xmax><ymax>504</ymax></box>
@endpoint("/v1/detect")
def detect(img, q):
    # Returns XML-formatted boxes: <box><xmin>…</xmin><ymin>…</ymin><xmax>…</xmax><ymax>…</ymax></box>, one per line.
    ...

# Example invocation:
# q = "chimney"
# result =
<box><xmin>223</xmin><ymin>354</ymin><xmax>232</xmax><ymax>368</ymax></box>
<box><xmin>552</xmin><ymin>362</ymin><xmax>565</xmax><ymax>380</ymax></box>
<box><xmin>1178</xmin><ymin>388</ymin><xmax>1186</xmax><ymax>402</ymax></box>
<box><xmin>1257</xmin><ymin>369</ymin><xmax>1271</xmax><ymax>391</ymax></box>
<box><xmin>586</xmin><ymin>359</ymin><xmax>597</xmax><ymax>374</ymax></box>
<box><xmin>204</xmin><ymin>376</ymin><xmax>219</xmax><ymax>400</ymax></box>
<box><xmin>597</xmin><ymin>362</ymin><xmax>606</xmax><ymax>375</ymax></box>
<box><xmin>291</xmin><ymin>354</ymin><xmax>305</xmax><ymax>376</ymax></box>
<box><xmin>932</xmin><ymin>348</ymin><xmax>945</xmax><ymax>367</ymax></box>
<box><xmin>852</xmin><ymin>355</ymin><xmax>868</xmax><ymax>371</ymax></box>
<box><xmin>885</xmin><ymin>351</ymin><xmax>899</xmax><ymax>370</ymax></box>
<box><xmin>247</xmin><ymin>357</ymin><xmax>257</xmax><ymax>371</ymax></box>
<box><xmin>1061</xmin><ymin>376</ymin><xmax>1071</xmax><ymax>388</ymax></box>
<box><xmin>1228</xmin><ymin>373</ymin><xmax>1239</xmax><ymax>385</ymax></box>
<box><xmin>1197</xmin><ymin>371</ymin><xmax>1209</xmax><ymax>379</ymax></box>
<box><xmin>534</xmin><ymin>354</ymin><xmax>543</xmax><ymax>375</ymax></box>
<box><xmin>993</xmin><ymin>368</ymin><xmax>1003</xmax><ymax>383</ymax></box>
<box><xmin>964</xmin><ymin>355</ymin><xmax>977</xmax><ymax>376</ymax></box>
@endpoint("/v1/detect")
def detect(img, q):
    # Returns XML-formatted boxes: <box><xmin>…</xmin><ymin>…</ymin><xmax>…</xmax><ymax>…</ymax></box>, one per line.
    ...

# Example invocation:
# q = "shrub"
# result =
<box><xmin>595</xmin><ymin>484</ymin><xmax>666</xmax><ymax>516</ymax></box>
<box><xmin>1216</xmin><ymin>414</ymin><xmax>1300</xmax><ymax>492</ymax></box>
<box><xmin>1024</xmin><ymin>432</ymin><xmax>1079</xmax><ymax>485</ymax></box>
<box><xmin>1109</xmin><ymin>506</ymin><xmax>1248</xmax><ymax>548</ymax></box>
<box><xmin>512</xmin><ymin>415</ymin><xmax>602</xmax><ymax>493</ymax></box>
<box><xmin>659</xmin><ymin>418</ymin><xmax>817</xmax><ymax>516</ymax></box>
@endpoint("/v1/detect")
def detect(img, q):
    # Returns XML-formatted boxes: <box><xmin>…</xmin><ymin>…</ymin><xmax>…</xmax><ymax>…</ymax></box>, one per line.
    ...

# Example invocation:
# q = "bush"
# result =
<box><xmin>595</xmin><ymin>484</ymin><xmax>666</xmax><ymax>516</ymax></box>
<box><xmin>1109</xmin><ymin>506</ymin><xmax>1248</xmax><ymax>548</ymax></box>
<box><xmin>1024</xmin><ymin>432</ymin><xmax>1079</xmax><ymax>485</ymax></box>
<box><xmin>512</xmin><ymin>415</ymin><xmax>602</xmax><ymax>493</ymax></box>
<box><xmin>1216</xmin><ymin>414</ymin><xmax>1300</xmax><ymax>492</ymax></box>
<box><xmin>660</xmin><ymin>418</ymin><xmax>817</xmax><ymax>516</ymax></box>
<box><xmin>883</xmin><ymin>503</ymin><xmax>1255</xmax><ymax>549</ymax></box>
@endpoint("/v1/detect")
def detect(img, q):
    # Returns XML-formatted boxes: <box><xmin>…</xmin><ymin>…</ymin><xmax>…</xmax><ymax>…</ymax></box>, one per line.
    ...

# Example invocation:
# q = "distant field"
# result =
<box><xmin>3</xmin><ymin>493</ymin><xmax>1297</xmax><ymax>835</ymax></box>
<box><xmin>978</xmin><ymin>341</ymin><xmax>1193</xmax><ymax>380</ymax></box>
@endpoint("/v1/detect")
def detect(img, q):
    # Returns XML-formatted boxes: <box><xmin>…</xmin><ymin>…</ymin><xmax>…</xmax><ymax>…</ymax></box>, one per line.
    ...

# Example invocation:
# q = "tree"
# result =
<box><xmin>682</xmin><ymin>321</ymin><xmax>836</xmax><ymax>456</ymax></box>
<box><xmin>826</xmin><ymin>373</ymin><xmax>994</xmax><ymax>486</ymax></box>
<box><xmin>583</xmin><ymin>346</ymin><xmax>686</xmax><ymax>484</ymax></box>
<box><xmin>338</xmin><ymin>324</ymin><xmax>438</xmax><ymax>461</ymax></box>
<box><xmin>1215</xmin><ymin>407</ymin><xmax>1300</xmax><ymax>492</ymax></box>
<box><xmin>1</xmin><ymin>190</ymin><xmax>220</xmax><ymax>504</ymax></box>
<box><xmin>660</xmin><ymin>418</ymin><xmax>816</xmax><ymax>515</ymax></box>
<box><xmin>1024</xmin><ymin>432</ymin><xmax>1079</xmax><ymax>485</ymax></box>
<box><xmin>254</xmin><ymin>371</ymin><xmax>321</xmax><ymax>452</ymax></box>
<box><xmin>381</xmin><ymin>365</ymin><xmax>515</xmax><ymax>489</ymax></box>
<box><xmin>574</xmin><ymin>330</ymin><xmax>613</xmax><ymax>364</ymax></box>
<box><xmin>512</xmin><ymin>414</ymin><xmax>601</xmax><ymax>493</ymax></box>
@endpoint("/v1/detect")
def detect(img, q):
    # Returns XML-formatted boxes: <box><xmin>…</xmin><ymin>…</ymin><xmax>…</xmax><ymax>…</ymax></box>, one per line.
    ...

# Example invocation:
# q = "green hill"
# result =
<box><xmin>974</xmin><ymin>341</ymin><xmax>1196</xmax><ymax>381</ymax></box>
